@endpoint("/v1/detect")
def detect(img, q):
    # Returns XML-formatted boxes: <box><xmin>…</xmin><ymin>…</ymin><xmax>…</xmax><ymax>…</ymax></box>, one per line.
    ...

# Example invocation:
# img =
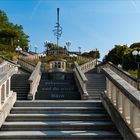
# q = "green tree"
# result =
<box><xmin>0</xmin><ymin>10</ymin><xmax>29</xmax><ymax>51</ymax></box>
<box><xmin>82</xmin><ymin>49</ymin><xmax>100</xmax><ymax>59</ymax></box>
<box><xmin>105</xmin><ymin>45</ymin><xmax>129</xmax><ymax>65</ymax></box>
<box><xmin>130</xmin><ymin>42</ymin><xmax>140</xmax><ymax>49</ymax></box>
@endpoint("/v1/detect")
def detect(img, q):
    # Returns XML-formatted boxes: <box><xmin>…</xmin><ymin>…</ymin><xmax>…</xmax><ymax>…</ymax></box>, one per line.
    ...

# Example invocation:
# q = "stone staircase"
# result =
<box><xmin>0</xmin><ymin>100</ymin><xmax>122</xmax><ymax>140</ymax></box>
<box><xmin>11</xmin><ymin>74</ymin><xmax>30</xmax><ymax>100</ymax></box>
<box><xmin>85</xmin><ymin>72</ymin><xmax>106</xmax><ymax>100</ymax></box>
<box><xmin>35</xmin><ymin>72</ymin><xmax>81</xmax><ymax>100</ymax></box>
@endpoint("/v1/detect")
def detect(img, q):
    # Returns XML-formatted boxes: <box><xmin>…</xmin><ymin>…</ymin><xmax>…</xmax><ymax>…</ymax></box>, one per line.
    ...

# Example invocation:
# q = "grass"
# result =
<box><xmin>128</xmin><ymin>70</ymin><xmax>137</xmax><ymax>78</ymax></box>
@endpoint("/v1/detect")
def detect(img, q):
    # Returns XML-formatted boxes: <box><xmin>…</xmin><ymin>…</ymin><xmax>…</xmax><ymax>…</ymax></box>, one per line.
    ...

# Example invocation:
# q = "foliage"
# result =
<box><xmin>104</xmin><ymin>43</ymin><xmax>140</xmax><ymax>70</ymax></box>
<box><xmin>82</xmin><ymin>49</ymin><xmax>100</xmax><ymax>59</ymax></box>
<box><xmin>128</xmin><ymin>70</ymin><xmax>137</xmax><ymax>78</ymax></box>
<box><xmin>45</xmin><ymin>43</ymin><xmax>66</xmax><ymax>51</ymax></box>
<box><xmin>0</xmin><ymin>10</ymin><xmax>29</xmax><ymax>51</ymax></box>
<box><xmin>105</xmin><ymin>45</ymin><xmax>129</xmax><ymax>65</ymax></box>
<box><xmin>0</xmin><ymin>51</ymin><xmax>18</xmax><ymax>61</ymax></box>
<box><xmin>130</xmin><ymin>42</ymin><xmax>140</xmax><ymax>49</ymax></box>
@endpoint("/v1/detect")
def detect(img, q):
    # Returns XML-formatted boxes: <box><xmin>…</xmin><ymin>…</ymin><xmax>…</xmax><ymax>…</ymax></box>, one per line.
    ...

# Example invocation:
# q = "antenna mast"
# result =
<box><xmin>53</xmin><ymin>8</ymin><xmax>62</xmax><ymax>47</ymax></box>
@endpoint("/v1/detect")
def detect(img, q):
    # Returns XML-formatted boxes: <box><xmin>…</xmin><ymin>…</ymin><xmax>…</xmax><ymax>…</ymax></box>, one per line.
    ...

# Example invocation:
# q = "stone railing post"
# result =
<box><xmin>0</xmin><ymin>66</ymin><xmax>17</xmax><ymax>127</ymax></box>
<box><xmin>79</xmin><ymin>59</ymin><xmax>97</xmax><ymax>73</ymax></box>
<box><xmin>73</xmin><ymin>61</ymin><xmax>88</xmax><ymax>99</ymax></box>
<box><xmin>28</xmin><ymin>61</ymin><xmax>41</xmax><ymax>100</ymax></box>
<box><xmin>18</xmin><ymin>58</ymin><xmax>35</xmax><ymax>73</ymax></box>
<box><xmin>102</xmin><ymin>67</ymin><xmax>140</xmax><ymax>139</ymax></box>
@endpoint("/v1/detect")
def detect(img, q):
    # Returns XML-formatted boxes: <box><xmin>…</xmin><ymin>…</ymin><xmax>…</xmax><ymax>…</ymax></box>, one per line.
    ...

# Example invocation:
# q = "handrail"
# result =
<box><xmin>73</xmin><ymin>61</ymin><xmax>88</xmax><ymax>99</ymax></box>
<box><xmin>97</xmin><ymin>61</ymin><xmax>139</xmax><ymax>89</ymax></box>
<box><xmin>18</xmin><ymin>58</ymin><xmax>36</xmax><ymax>72</ymax></box>
<box><xmin>0</xmin><ymin>67</ymin><xmax>17</xmax><ymax>127</ymax></box>
<box><xmin>28</xmin><ymin>61</ymin><xmax>41</xmax><ymax>100</ymax></box>
<box><xmin>79</xmin><ymin>59</ymin><xmax>97</xmax><ymax>73</ymax></box>
<box><xmin>102</xmin><ymin>67</ymin><xmax>140</xmax><ymax>138</ymax></box>
<box><xmin>0</xmin><ymin>61</ymin><xmax>19</xmax><ymax>74</ymax></box>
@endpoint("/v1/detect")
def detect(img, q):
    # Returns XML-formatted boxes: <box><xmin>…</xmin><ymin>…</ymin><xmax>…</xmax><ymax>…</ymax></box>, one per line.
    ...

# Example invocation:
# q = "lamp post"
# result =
<box><xmin>78</xmin><ymin>46</ymin><xmax>81</xmax><ymax>54</ymax></box>
<box><xmin>34</xmin><ymin>45</ymin><xmax>38</xmax><ymax>53</ymax></box>
<box><xmin>132</xmin><ymin>50</ymin><xmax>140</xmax><ymax>79</ymax></box>
<box><xmin>16</xmin><ymin>40</ymin><xmax>22</xmax><ymax>59</ymax></box>
<box><xmin>66</xmin><ymin>41</ymin><xmax>71</xmax><ymax>55</ymax></box>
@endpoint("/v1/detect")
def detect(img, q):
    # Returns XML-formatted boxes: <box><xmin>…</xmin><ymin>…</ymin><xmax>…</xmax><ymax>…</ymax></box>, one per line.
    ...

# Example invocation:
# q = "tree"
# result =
<box><xmin>82</xmin><ymin>49</ymin><xmax>100</xmax><ymax>59</ymax></box>
<box><xmin>104</xmin><ymin>44</ymin><xmax>140</xmax><ymax>70</ymax></box>
<box><xmin>105</xmin><ymin>45</ymin><xmax>129</xmax><ymax>65</ymax></box>
<box><xmin>130</xmin><ymin>42</ymin><xmax>140</xmax><ymax>49</ymax></box>
<box><xmin>0</xmin><ymin>10</ymin><xmax>29</xmax><ymax>51</ymax></box>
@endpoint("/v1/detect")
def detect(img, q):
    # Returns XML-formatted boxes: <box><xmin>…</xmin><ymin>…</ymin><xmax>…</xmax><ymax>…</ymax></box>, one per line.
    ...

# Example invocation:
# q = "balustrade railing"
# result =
<box><xmin>0</xmin><ymin>56</ymin><xmax>18</xmax><ymax>73</ymax></box>
<box><xmin>73</xmin><ymin>61</ymin><xmax>88</xmax><ymax>99</ymax></box>
<box><xmin>18</xmin><ymin>58</ymin><xmax>35</xmax><ymax>72</ymax></box>
<box><xmin>102</xmin><ymin>67</ymin><xmax>140</xmax><ymax>139</ymax></box>
<box><xmin>97</xmin><ymin>61</ymin><xmax>139</xmax><ymax>89</ymax></box>
<box><xmin>79</xmin><ymin>59</ymin><xmax>97</xmax><ymax>73</ymax></box>
<box><xmin>28</xmin><ymin>61</ymin><xmax>41</xmax><ymax>100</ymax></box>
<box><xmin>0</xmin><ymin>66</ymin><xmax>17</xmax><ymax>127</ymax></box>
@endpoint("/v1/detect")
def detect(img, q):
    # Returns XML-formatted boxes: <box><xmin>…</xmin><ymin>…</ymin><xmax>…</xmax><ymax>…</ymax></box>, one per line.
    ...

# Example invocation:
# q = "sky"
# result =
<box><xmin>0</xmin><ymin>0</ymin><xmax>140</xmax><ymax>59</ymax></box>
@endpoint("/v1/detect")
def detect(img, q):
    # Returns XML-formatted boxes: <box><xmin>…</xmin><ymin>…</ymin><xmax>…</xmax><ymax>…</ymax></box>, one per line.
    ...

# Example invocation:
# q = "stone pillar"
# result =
<box><xmin>0</xmin><ymin>85</ymin><xmax>1</xmax><ymax>108</ymax></box>
<box><xmin>123</xmin><ymin>97</ymin><xmax>130</xmax><ymax>124</ymax></box>
<box><xmin>130</xmin><ymin>103</ymin><xmax>140</xmax><ymax>132</ymax></box>
<box><xmin>6</xmin><ymin>78</ymin><xmax>10</xmax><ymax>97</ymax></box>
<box><xmin>1</xmin><ymin>83</ymin><xmax>6</xmax><ymax>104</ymax></box>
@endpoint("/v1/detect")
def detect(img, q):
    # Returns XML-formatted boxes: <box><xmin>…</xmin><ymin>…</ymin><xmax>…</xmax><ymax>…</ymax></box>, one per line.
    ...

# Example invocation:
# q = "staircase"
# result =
<box><xmin>85</xmin><ymin>72</ymin><xmax>106</xmax><ymax>100</ymax></box>
<box><xmin>35</xmin><ymin>72</ymin><xmax>81</xmax><ymax>100</ymax></box>
<box><xmin>11</xmin><ymin>74</ymin><xmax>30</xmax><ymax>100</ymax></box>
<box><xmin>0</xmin><ymin>100</ymin><xmax>122</xmax><ymax>140</ymax></box>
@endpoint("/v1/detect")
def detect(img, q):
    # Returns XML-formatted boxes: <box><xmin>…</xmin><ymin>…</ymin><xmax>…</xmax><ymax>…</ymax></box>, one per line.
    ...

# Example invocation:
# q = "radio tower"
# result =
<box><xmin>53</xmin><ymin>8</ymin><xmax>62</xmax><ymax>47</ymax></box>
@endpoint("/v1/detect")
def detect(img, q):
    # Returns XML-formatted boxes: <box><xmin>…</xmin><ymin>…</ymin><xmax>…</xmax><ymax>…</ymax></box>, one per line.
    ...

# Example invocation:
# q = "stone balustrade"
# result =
<box><xmin>102</xmin><ymin>67</ymin><xmax>140</xmax><ymax>139</ymax></box>
<box><xmin>28</xmin><ymin>61</ymin><xmax>41</xmax><ymax>100</ymax></box>
<box><xmin>79</xmin><ymin>59</ymin><xmax>97</xmax><ymax>73</ymax></box>
<box><xmin>0</xmin><ymin>60</ymin><xmax>18</xmax><ymax>74</ymax></box>
<box><xmin>77</xmin><ymin>56</ymin><xmax>92</xmax><ymax>62</ymax></box>
<box><xmin>0</xmin><ymin>67</ymin><xmax>17</xmax><ymax>127</ymax></box>
<box><xmin>18</xmin><ymin>58</ymin><xmax>35</xmax><ymax>72</ymax></box>
<box><xmin>73</xmin><ymin>61</ymin><xmax>88</xmax><ymax>99</ymax></box>
<box><xmin>97</xmin><ymin>61</ymin><xmax>139</xmax><ymax>89</ymax></box>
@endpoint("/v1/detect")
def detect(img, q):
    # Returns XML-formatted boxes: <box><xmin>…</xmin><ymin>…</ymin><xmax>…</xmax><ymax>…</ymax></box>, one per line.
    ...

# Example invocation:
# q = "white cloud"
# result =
<box><xmin>30</xmin><ymin>0</ymin><xmax>42</xmax><ymax>19</ymax></box>
<box><xmin>131</xmin><ymin>0</ymin><xmax>140</xmax><ymax>14</ymax></box>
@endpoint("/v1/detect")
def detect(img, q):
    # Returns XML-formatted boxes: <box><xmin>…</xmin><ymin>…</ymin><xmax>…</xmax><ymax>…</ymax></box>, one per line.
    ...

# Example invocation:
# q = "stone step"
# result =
<box><xmin>11</xmin><ymin>82</ymin><xmax>29</xmax><ymax>85</ymax></box>
<box><xmin>35</xmin><ymin>91</ymin><xmax>81</xmax><ymax>100</ymax></box>
<box><xmin>1</xmin><ymin>121</ymin><xmax>115</xmax><ymax>131</ymax></box>
<box><xmin>88</xmin><ymin>97</ymin><xmax>100</xmax><ymax>100</ymax></box>
<box><xmin>11</xmin><ymin>89</ymin><xmax>29</xmax><ymax>92</ymax></box>
<box><xmin>87</xmin><ymin>88</ymin><xmax>105</xmax><ymax>90</ymax></box>
<box><xmin>11</xmin><ymin>106</ymin><xmax>106</xmax><ymax>114</ymax></box>
<box><xmin>6</xmin><ymin>113</ymin><xmax>110</xmax><ymax>122</ymax></box>
<box><xmin>37</xmin><ymin>86</ymin><xmax>78</xmax><ymax>91</ymax></box>
<box><xmin>15</xmin><ymin>100</ymin><xmax>103</xmax><ymax>107</ymax></box>
<box><xmin>0</xmin><ymin>130</ymin><xmax>122</xmax><ymax>140</ymax></box>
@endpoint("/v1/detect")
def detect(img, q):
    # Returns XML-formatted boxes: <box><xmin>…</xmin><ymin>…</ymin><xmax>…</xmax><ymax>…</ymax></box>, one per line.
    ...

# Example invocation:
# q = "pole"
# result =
<box><xmin>138</xmin><ymin>62</ymin><xmax>140</xmax><ymax>79</ymax></box>
<box><xmin>57</xmin><ymin>8</ymin><xmax>59</xmax><ymax>47</ymax></box>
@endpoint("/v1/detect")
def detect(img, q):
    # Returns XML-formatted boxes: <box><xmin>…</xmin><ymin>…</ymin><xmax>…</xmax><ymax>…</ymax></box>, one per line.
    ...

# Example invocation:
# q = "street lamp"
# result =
<box><xmin>78</xmin><ymin>46</ymin><xmax>81</xmax><ymax>54</ymax></box>
<box><xmin>16</xmin><ymin>40</ymin><xmax>22</xmax><ymax>58</ymax></box>
<box><xmin>132</xmin><ymin>50</ymin><xmax>140</xmax><ymax>79</ymax></box>
<box><xmin>34</xmin><ymin>45</ymin><xmax>38</xmax><ymax>53</ymax></box>
<box><xmin>66</xmin><ymin>41</ymin><xmax>71</xmax><ymax>55</ymax></box>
